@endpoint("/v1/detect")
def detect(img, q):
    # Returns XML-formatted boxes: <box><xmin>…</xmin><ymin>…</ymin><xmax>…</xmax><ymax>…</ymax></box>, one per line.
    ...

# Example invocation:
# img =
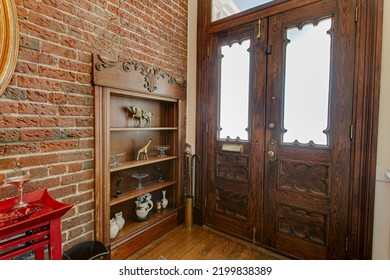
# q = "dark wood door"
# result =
<box><xmin>205</xmin><ymin>0</ymin><xmax>356</xmax><ymax>259</ymax></box>
<box><xmin>205</xmin><ymin>21</ymin><xmax>267</xmax><ymax>241</ymax></box>
<box><xmin>263</xmin><ymin>0</ymin><xmax>356</xmax><ymax>259</ymax></box>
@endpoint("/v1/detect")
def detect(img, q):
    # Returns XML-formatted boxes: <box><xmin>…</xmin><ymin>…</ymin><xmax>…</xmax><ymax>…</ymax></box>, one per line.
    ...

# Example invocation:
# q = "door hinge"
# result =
<box><xmin>252</xmin><ymin>227</ymin><xmax>256</xmax><ymax>245</ymax></box>
<box><xmin>207</xmin><ymin>46</ymin><xmax>210</xmax><ymax>57</ymax></box>
<box><xmin>345</xmin><ymin>236</ymin><xmax>349</xmax><ymax>252</ymax></box>
<box><xmin>350</xmin><ymin>124</ymin><xmax>354</xmax><ymax>140</ymax></box>
<box><xmin>355</xmin><ymin>6</ymin><xmax>358</xmax><ymax>22</ymax></box>
<box><xmin>204</xmin><ymin>196</ymin><xmax>207</xmax><ymax>208</ymax></box>
<box><xmin>257</xmin><ymin>19</ymin><xmax>262</xmax><ymax>40</ymax></box>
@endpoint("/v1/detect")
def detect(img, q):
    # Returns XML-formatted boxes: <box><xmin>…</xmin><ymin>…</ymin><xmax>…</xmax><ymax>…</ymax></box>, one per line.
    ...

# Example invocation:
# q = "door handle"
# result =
<box><xmin>267</xmin><ymin>150</ymin><xmax>275</xmax><ymax>157</ymax></box>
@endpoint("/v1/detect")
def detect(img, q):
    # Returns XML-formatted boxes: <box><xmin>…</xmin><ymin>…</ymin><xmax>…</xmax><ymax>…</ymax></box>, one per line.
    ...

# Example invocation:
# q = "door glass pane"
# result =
<box><xmin>212</xmin><ymin>0</ymin><xmax>275</xmax><ymax>21</ymax></box>
<box><xmin>283</xmin><ymin>18</ymin><xmax>332</xmax><ymax>145</ymax></box>
<box><xmin>219</xmin><ymin>39</ymin><xmax>250</xmax><ymax>141</ymax></box>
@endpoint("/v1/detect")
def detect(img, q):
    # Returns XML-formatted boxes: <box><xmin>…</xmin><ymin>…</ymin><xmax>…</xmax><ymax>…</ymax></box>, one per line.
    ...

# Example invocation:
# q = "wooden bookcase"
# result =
<box><xmin>93</xmin><ymin>54</ymin><xmax>186</xmax><ymax>259</ymax></box>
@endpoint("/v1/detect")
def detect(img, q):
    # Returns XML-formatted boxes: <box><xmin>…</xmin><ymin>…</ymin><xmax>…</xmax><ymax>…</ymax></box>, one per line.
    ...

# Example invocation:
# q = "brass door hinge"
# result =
<box><xmin>350</xmin><ymin>124</ymin><xmax>354</xmax><ymax>140</ymax></box>
<box><xmin>355</xmin><ymin>6</ymin><xmax>358</xmax><ymax>22</ymax></box>
<box><xmin>257</xmin><ymin>19</ymin><xmax>262</xmax><ymax>40</ymax></box>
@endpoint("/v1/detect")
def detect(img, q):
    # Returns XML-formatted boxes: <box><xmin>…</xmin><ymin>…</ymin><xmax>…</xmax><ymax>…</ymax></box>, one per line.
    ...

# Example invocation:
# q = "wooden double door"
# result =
<box><xmin>204</xmin><ymin>0</ymin><xmax>356</xmax><ymax>259</ymax></box>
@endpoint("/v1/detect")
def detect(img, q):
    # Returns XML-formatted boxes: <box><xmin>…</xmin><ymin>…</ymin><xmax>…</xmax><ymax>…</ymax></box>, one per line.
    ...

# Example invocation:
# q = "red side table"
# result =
<box><xmin>0</xmin><ymin>189</ymin><xmax>72</xmax><ymax>260</ymax></box>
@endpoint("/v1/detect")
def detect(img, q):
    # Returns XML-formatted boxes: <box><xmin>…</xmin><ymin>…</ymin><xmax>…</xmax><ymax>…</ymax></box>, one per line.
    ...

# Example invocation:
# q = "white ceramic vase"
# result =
<box><xmin>115</xmin><ymin>211</ymin><xmax>125</xmax><ymax>230</ymax></box>
<box><xmin>161</xmin><ymin>190</ymin><xmax>168</xmax><ymax>208</ymax></box>
<box><xmin>110</xmin><ymin>218</ymin><xmax>119</xmax><ymax>239</ymax></box>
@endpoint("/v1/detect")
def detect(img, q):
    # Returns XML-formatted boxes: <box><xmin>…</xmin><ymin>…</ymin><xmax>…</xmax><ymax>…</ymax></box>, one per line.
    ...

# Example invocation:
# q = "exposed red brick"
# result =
<box><xmin>0</xmin><ymin>116</ymin><xmax>40</xmax><ymax>128</ymax></box>
<box><xmin>17</xmin><ymin>76</ymin><xmax>61</xmax><ymax>91</ymax></box>
<box><xmin>41</xmin><ymin>140</ymin><xmax>79</xmax><ymax>152</ymax></box>
<box><xmin>0</xmin><ymin>158</ymin><xmax>18</xmax><ymax>170</ymax></box>
<box><xmin>19</xmin><ymin>129</ymin><xmax>59</xmax><ymax>141</ymax></box>
<box><xmin>59</xmin><ymin>58</ymin><xmax>91</xmax><ymax>74</ymax></box>
<box><xmin>59</xmin><ymin>150</ymin><xmax>93</xmax><ymax>163</ymax></box>
<box><xmin>67</xmin><ymin>226</ymin><xmax>85</xmax><ymax>240</ymax></box>
<box><xmin>18</xmin><ymin>48</ymin><xmax>56</xmax><ymax>66</ymax></box>
<box><xmin>18</xmin><ymin>153</ymin><xmax>59</xmax><ymax>167</ymax></box>
<box><xmin>59</xmin><ymin>106</ymin><xmax>93</xmax><ymax>116</ymax></box>
<box><xmin>78</xmin><ymin>200</ymin><xmax>95</xmax><ymax>214</ymax></box>
<box><xmin>38</xmin><ymin>65</ymin><xmax>76</xmax><ymax>82</ymax></box>
<box><xmin>24</xmin><ymin>0</ymin><xmax>65</xmax><ymax>21</ymax></box>
<box><xmin>41</xmin><ymin>41</ymin><xmax>77</xmax><ymax>60</ymax></box>
<box><xmin>79</xmin><ymin>139</ymin><xmax>94</xmax><ymax>149</ymax></box>
<box><xmin>19</xmin><ymin>21</ymin><xmax>60</xmax><ymax>43</ymax></box>
<box><xmin>27</xmin><ymin>90</ymin><xmax>49</xmax><ymax>102</ymax></box>
<box><xmin>29</xmin><ymin>166</ymin><xmax>49</xmax><ymax>179</ymax></box>
<box><xmin>61</xmin><ymin>212</ymin><xmax>93</xmax><ymax>233</ymax></box>
<box><xmin>0</xmin><ymin>130</ymin><xmax>20</xmax><ymax>142</ymax></box>
<box><xmin>3</xmin><ymin>87</ymin><xmax>28</xmax><ymax>100</ymax></box>
<box><xmin>61</xmin><ymin>190</ymin><xmax>93</xmax><ymax>205</ymax></box>
<box><xmin>39</xmin><ymin>117</ymin><xmax>76</xmax><ymax>127</ymax></box>
<box><xmin>60</xmin><ymin>82</ymin><xmax>93</xmax><ymax>95</ymax></box>
<box><xmin>49</xmin><ymin>92</ymin><xmax>68</xmax><ymax>105</ymax></box>
<box><xmin>49</xmin><ymin>164</ymin><xmax>67</xmax><ymax>175</ymax></box>
<box><xmin>15</xmin><ymin>61</ymin><xmax>38</xmax><ymax>76</ymax></box>
<box><xmin>49</xmin><ymin>184</ymin><xmax>77</xmax><ymax>199</ymax></box>
<box><xmin>0</xmin><ymin>101</ymin><xmax>18</xmax><ymax>113</ymax></box>
<box><xmin>67</xmin><ymin>94</ymin><xmax>84</xmax><ymax>106</ymax></box>
<box><xmin>68</xmin><ymin>162</ymin><xmax>83</xmax><ymax>173</ymax></box>
<box><xmin>25</xmin><ymin>177</ymin><xmax>61</xmax><ymax>190</ymax></box>
<box><xmin>0</xmin><ymin>143</ymin><xmax>40</xmax><ymax>156</ymax></box>
<box><xmin>2</xmin><ymin>0</ymin><xmax>188</xmax><ymax>249</ymax></box>
<box><xmin>61</xmin><ymin>128</ymin><xmax>93</xmax><ymax>139</ymax></box>
<box><xmin>28</xmin><ymin>10</ymin><xmax>67</xmax><ymax>34</ymax></box>
<box><xmin>18</xmin><ymin>103</ymin><xmax>58</xmax><ymax>115</ymax></box>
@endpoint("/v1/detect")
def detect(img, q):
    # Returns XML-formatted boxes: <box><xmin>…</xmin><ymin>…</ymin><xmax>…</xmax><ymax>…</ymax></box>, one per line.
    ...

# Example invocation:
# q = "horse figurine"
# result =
<box><xmin>128</xmin><ymin>105</ymin><xmax>152</xmax><ymax>128</ymax></box>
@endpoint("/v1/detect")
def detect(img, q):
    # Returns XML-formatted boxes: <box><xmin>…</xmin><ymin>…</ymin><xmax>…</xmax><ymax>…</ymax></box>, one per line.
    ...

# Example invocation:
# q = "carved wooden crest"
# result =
<box><xmin>93</xmin><ymin>54</ymin><xmax>186</xmax><ymax>100</ymax></box>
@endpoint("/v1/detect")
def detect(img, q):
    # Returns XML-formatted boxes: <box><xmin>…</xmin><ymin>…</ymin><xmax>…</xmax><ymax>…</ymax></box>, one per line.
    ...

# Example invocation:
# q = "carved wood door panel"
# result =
<box><xmin>205</xmin><ymin>22</ymin><xmax>266</xmax><ymax>241</ymax></box>
<box><xmin>263</xmin><ymin>0</ymin><xmax>356</xmax><ymax>259</ymax></box>
<box><xmin>205</xmin><ymin>0</ymin><xmax>356</xmax><ymax>259</ymax></box>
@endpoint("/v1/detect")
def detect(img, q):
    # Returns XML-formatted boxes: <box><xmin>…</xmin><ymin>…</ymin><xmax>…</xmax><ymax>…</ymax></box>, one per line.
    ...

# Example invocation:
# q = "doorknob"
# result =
<box><xmin>267</xmin><ymin>150</ymin><xmax>275</xmax><ymax>157</ymax></box>
<box><xmin>268</xmin><ymin>139</ymin><xmax>276</xmax><ymax>161</ymax></box>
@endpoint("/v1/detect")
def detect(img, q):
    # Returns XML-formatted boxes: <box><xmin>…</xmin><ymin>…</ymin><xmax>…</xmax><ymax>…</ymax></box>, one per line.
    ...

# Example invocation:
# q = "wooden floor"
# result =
<box><xmin>127</xmin><ymin>224</ymin><xmax>288</xmax><ymax>260</ymax></box>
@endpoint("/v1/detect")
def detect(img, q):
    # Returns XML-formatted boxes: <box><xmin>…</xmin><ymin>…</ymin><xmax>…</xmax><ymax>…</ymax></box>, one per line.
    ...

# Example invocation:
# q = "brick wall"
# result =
<box><xmin>0</xmin><ymin>0</ymin><xmax>188</xmax><ymax>251</ymax></box>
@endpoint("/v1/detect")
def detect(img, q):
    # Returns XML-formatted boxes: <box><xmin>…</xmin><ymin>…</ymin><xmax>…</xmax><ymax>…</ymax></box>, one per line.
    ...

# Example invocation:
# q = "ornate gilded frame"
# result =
<box><xmin>0</xmin><ymin>0</ymin><xmax>19</xmax><ymax>95</ymax></box>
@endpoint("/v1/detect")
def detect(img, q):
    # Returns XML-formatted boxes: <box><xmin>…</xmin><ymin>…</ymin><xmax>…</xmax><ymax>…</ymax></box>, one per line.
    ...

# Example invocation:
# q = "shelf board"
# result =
<box><xmin>110</xmin><ymin>127</ymin><xmax>177</xmax><ymax>132</ymax></box>
<box><xmin>110</xmin><ymin>180</ymin><xmax>177</xmax><ymax>206</ymax></box>
<box><xmin>110</xmin><ymin>156</ymin><xmax>177</xmax><ymax>172</ymax></box>
<box><xmin>111</xmin><ymin>208</ymin><xmax>177</xmax><ymax>249</ymax></box>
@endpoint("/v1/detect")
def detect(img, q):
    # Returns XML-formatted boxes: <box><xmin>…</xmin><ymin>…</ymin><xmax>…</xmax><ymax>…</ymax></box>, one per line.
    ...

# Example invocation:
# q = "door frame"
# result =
<box><xmin>195</xmin><ymin>0</ymin><xmax>383</xmax><ymax>259</ymax></box>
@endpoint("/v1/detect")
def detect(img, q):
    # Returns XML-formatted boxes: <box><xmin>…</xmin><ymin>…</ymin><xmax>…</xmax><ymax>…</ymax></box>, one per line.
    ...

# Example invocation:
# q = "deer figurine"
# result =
<box><xmin>137</xmin><ymin>138</ymin><xmax>153</xmax><ymax>160</ymax></box>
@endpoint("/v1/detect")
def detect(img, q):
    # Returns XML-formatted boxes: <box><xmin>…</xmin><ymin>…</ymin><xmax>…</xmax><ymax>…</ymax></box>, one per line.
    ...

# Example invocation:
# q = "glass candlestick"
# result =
<box><xmin>3</xmin><ymin>172</ymin><xmax>31</xmax><ymax>209</ymax></box>
<box><xmin>155</xmin><ymin>145</ymin><xmax>170</xmax><ymax>158</ymax></box>
<box><xmin>131</xmin><ymin>173</ymin><xmax>149</xmax><ymax>190</ymax></box>
<box><xmin>110</xmin><ymin>152</ymin><xmax>126</xmax><ymax>167</ymax></box>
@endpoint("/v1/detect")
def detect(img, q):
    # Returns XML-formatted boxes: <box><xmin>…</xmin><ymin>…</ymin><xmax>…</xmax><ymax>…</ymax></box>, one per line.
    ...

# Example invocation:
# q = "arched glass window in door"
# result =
<box><xmin>212</xmin><ymin>0</ymin><xmax>276</xmax><ymax>21</ymax></box>
<box><xmin>218</xmin><ymin>39</ymin><xmax>250</xmax><ymax>141</ymax></box>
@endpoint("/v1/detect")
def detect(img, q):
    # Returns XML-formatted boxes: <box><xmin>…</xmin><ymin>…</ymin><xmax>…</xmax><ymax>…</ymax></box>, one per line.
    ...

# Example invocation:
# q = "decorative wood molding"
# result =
<box><xmin>348</xmin><ymin>0</ymin><xmax>384</xmax><ymax>260</ymax></box>
<box><xmin>93</xmin><ymin>54</ymin><xmax>186</xmax><ymax>100</ymax></box>
<box><xmin>0</xmin><ymin>0</ymin><xmax>19</xmax><ymax>95</ymax></box>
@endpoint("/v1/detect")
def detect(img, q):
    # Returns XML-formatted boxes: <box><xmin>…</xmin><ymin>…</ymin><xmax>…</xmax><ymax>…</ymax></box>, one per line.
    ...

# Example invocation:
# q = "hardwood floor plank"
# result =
<box><xmin>126</xmin><ymin>224</ymin><xmax>288</xmax><ymax>260</ymax></box>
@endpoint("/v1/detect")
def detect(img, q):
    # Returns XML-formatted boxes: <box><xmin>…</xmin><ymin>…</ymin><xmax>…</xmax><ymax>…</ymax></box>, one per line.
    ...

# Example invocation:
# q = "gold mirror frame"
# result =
<box><xmin>0</xmin><ymin>0</ymin><xmax>19</xmax><ymax>95</ymax></box>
